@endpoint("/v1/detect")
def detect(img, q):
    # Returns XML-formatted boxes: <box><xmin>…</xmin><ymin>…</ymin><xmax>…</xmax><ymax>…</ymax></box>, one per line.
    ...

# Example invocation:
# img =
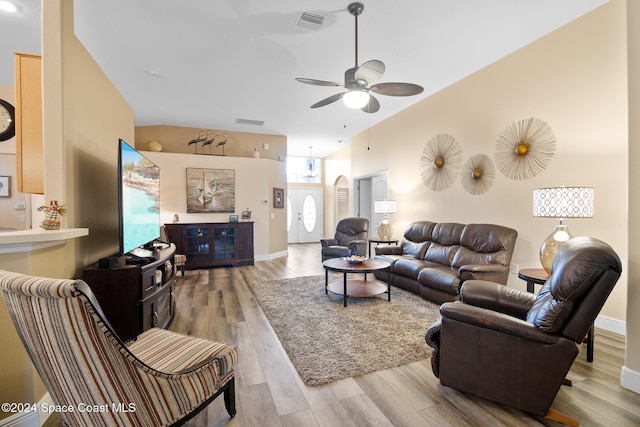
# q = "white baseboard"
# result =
<box><xmin>595</xmin><ymin>314</ymin><xmax>626</xmax><ymax>336</ymax></box>
<box><xmin>621</xmin><ymin>366</ymin><xmax>640</xmax><ymax>394</ymax></box>
<box><xmin>255</xmin><ymin>250</ymin><xmax>288</xmax><ymax>261</ymax></box>
<box><xmin>592</xmin><ymin>316</ymin><xmax>640</xmax><ymax>394</ymax></box>
<box><xmin>0</xmin><ymin>392</ymin><xmax>53</xmax><ymax>427</ymax></box>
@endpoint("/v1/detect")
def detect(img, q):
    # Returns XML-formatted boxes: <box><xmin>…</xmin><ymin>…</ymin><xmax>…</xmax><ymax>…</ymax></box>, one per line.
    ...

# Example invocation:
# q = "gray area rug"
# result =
<box><xmin>248</xmin><ymin>275</ymin><xmax>440</xmax><ymax>386</ymax></box>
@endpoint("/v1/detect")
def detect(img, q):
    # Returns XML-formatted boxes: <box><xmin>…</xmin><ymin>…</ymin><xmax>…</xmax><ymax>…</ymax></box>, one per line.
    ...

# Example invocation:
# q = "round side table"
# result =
<box><xmin>368</xmin><ymin>238</ymin><xmax>399</xmax><ymax>257</ymax></box>
<box><xmin>517</xmin><ymin>268</ymin><xmax>548</xmax><ymax>293</ymax></box>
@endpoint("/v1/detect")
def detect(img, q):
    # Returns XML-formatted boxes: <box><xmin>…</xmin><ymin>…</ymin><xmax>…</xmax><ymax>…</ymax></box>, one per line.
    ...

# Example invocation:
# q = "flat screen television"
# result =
<box><xmin>118</xmin><ymin>139</ymin><xmax>161</xmax><ymax>257</ymax></box>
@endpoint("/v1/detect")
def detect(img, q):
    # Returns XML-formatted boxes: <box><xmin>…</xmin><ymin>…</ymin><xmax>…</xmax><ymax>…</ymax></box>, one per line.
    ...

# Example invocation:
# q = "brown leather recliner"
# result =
<box><xmin>321</xmin><ymin>217</ymin><xmax>369</xmax><ymax>261</ymax></box>
<box><xmin>425</xmin><ymin>237</ymin><xmax>622</xmax><ymax>424</ymax></box>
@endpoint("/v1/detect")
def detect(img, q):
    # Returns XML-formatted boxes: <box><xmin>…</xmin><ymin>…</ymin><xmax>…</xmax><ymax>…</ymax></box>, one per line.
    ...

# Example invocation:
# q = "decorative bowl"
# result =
<box><xmin>343</xmin><ymin>256</ymin><xmax>367</xmax><ymax>264</ymax></box>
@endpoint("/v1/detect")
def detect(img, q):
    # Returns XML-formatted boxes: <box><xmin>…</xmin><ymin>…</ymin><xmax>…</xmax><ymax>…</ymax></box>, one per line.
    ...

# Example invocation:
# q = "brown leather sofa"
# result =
<box><xmin>424</xmin><ymin>236</ymin><xmax>622</xmax><ymax>422</ymax></box>
<box><xmin>374</xmin><ymin>221</ymin><xmax>517</xmax><ymax>304</ymax></box>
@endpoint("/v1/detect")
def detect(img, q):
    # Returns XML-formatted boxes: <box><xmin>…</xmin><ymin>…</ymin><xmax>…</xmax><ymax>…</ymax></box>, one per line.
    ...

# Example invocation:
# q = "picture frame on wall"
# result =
<box><xmin>0</xmin><ymin>176</ymin><xmax>10</xmax><ymax>197</ymax></box>
<box><xmin>185</xmin><ymin>168</ymin><xmax>235</xmax><ymax>213</ymax></box>
<box><xmin>229</xmin><ymin>214</ymin><xmax>239</xmax><ymax>222</ymax></box>
<box><xmin>273</xmin><ymin>187</ymin><xmax>284</xmax><ymax>208</ymax></box>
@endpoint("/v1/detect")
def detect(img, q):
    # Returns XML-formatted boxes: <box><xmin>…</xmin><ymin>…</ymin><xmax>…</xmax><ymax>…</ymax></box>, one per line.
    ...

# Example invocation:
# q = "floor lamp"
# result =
<box><xmin>533</xmin><ymin>187</ymin><xmax>594</xmax><ymax>273</ymax></box>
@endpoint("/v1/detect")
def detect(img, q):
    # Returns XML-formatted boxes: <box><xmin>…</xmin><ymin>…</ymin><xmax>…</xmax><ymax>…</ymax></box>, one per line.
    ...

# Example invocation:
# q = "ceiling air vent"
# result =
<box><xmin>296</xmin><ymin>11</ymin><xmax>325</xmax><ymax>31</ymax></box>
<box><xmin>236</xmin><ymin>118</ymin><xmax>264</xmax><ymax>126</ymax></box>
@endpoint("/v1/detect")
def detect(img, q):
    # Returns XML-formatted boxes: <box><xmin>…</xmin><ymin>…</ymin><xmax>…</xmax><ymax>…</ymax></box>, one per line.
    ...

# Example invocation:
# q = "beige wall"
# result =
<box><xmin>143</xmin><ymin>151</ymin><xmax>288</xmax><ymax>259</ymax></box>
<box><xmin>55</xmin><ymin>1</ymin><xmax>135</xmax><ymax>270</ymax></box>
<box><xmin>322</xmin><ymin>146</ymin><xmax>352</xmax><ymax>237</ymax></box>
<box><xmin>135</xmin><ymin>124</ymin><xmax>287</xmax><ymax>161</ymax></box>
<box><xmin>626</xmin><ymin>0</ymin><xmax>640</xmax><ymax>378</ymax></box>
<box><xmin>348</xmin><ymin>1</ymin><xmax>628</xmax><ymax>319</ymax></box>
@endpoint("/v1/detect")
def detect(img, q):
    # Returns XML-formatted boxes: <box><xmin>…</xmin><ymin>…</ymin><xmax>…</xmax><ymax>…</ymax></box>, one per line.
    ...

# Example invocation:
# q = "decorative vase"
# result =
<box><xmin>378</xmin><ymin>217</ymin><xmax>392</xmax><ymax>240</ymax></box>
<box><xmin>539</xmin><ymin>224</ymin><xmax>572</xmax><ymax>273</ymax></box>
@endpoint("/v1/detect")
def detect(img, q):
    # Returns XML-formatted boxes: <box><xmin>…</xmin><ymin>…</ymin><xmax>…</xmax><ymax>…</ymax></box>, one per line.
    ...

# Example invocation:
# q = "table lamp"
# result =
<box><xmin>374</xmin><ymin>200</ymin><xmax>396</xmax><ymax>240</ymax></box>
<box><xmin>533</xmin><ymin>187</ymin><xmax>594</xmax><ymax>273</ymax></box>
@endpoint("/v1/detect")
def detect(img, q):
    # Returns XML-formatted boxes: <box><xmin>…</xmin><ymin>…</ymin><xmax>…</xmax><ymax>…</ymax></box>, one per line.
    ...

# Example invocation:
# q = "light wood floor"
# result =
<box><xmin>44</xmin><ymin>243</ymin><xmax>640</xmax><ymax>427</ymax></box>
<box><xmin>172</xmin><ymin>243</ymin><xmax>640</xmax><ymax>427</ymax></box>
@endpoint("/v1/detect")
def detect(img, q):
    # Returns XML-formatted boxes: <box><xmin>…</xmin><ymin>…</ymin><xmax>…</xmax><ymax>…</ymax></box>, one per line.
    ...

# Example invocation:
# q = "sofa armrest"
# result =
<box><xmin>440</xmin><ymin>301</ymin><xmax>558</xmax><ymax>345</ymax></box>
<box><xmin>320</xmin><ymin>238</ymin><xmax>338</xmax><ymax>248</ymax></box>
<box><xmin>460</xmin><ymin>280</ymin><xmax>535</xmax><ymax>320</ymax></box>
<box><xmin>458</xmin><ymin>263</ymin><xmax>509</xmax><ymax>282</ymax></box>
<box><xmin>348</xmin><ymin>239</ymin><xmax>367</xmax><ymax>256</ymax></box>
<box><xmin>375</xmin><ymin>245</ymin><xmax>403</xmax><ymax>256</ymax></box>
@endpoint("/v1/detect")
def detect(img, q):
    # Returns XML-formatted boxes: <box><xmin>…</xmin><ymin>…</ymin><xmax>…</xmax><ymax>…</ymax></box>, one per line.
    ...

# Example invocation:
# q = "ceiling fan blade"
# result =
<box><xmin>295</xmin><ymin>77</ymin><xmax>343</xmax><ymax>87</ymax></box>
<box><xmin>369</xmin><ymin>82</ymin><xmax>424</xmax><ymax>96</ymax></box>
<box><xmin>355</xmin><ymin>60</ymin><xmax>385</xmax><ymax>86</ymax></box>
<box><xmin>361</xmin><ymin>94</ymin><xmax>380</xmax><ymax>113</ymax></box>
<box><xmin>310</xmin><ymin>92</ymin><xmax>345</xmax><ymax>108</ymax></box>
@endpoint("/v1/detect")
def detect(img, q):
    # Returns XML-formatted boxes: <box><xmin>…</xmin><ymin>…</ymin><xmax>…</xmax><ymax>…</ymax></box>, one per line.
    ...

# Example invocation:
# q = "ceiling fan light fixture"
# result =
<box><xmin>343</xmin><ymin>89</ymin><xmax>370</xmax><ymax>109</ymax></box>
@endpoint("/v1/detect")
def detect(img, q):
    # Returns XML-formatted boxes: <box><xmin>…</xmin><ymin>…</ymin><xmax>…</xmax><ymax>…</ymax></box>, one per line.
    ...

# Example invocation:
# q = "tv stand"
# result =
<box><xmin>83</xmin><ymin>244</ymin><xmax>177</xmax><ymax>342</ymax></box>
<box><xmin>164</xmin><ymin>222</ymin><xmax>254</xmax><ymax>270</ymax></box>
<box><xmin>129</xmin><ymin>246</ymin><xmax>155</xmax><ymax>259</ymax></box>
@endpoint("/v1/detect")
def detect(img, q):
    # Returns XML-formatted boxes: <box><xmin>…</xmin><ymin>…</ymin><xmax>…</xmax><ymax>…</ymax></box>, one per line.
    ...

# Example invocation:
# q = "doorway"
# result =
<box><xmin>353</xmin><ymin>171</ymin><xmax>389</xmax><ymax>238</ymax></box>
<box><xmin>287</xmin><ymin>187</ymin><xmax>323</xmax><ymax>243</ymax></box>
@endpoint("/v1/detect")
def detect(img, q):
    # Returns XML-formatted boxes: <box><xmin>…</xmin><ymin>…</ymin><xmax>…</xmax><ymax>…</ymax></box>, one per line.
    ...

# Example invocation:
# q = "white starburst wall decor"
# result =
<box><xmin>420</xmin><ymin>133</ymin><xmax>462</xmax><ymax>191</ymax></box>
<box><xmin>495</xmin><ymin>117</ymin><xmax>556</xmax><ymax>180</ymax></box>
<box><xmin>461</xmin><ymin>154</ymin><xmax>495</xmax><ymax>195</ymax></box>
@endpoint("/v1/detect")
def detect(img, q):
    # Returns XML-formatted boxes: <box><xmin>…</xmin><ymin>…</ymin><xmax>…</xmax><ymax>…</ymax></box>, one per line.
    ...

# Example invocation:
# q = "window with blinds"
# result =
<box><xmin>336</xmin><ymin>187</ymin><xmax>349</xmax><ymax>219</ymax></box>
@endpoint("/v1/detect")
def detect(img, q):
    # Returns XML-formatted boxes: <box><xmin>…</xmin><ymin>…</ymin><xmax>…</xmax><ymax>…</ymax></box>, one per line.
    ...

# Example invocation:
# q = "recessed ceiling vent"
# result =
<box><xmin>236</xmin><ymin>118</ymin><xmax>264</xmax><ymax>126</ymax></box>
<box><xmin>296</xmin><ymin>11</ymin><xmax>325</xmax><ymax>31</ymax></box>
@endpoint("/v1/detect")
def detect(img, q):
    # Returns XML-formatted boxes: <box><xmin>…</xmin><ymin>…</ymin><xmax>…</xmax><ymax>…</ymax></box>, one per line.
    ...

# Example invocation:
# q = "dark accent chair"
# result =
<box><xmin>321</xmin><ymin>217</ymin><xmax>369</xmax><ymax>261</ymax></box>
<box><xmin>425</xmin><ymin>237</ymin><xmax>621</xmax><ymax>426</ymax></box>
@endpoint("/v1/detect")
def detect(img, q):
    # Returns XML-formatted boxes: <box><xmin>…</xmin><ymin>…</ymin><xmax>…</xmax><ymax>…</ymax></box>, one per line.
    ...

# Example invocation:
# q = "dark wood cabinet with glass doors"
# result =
<box><xmin>165</xmin><ymin>222</ymin><xmax>254</xmax><ymax>269</ymax></box>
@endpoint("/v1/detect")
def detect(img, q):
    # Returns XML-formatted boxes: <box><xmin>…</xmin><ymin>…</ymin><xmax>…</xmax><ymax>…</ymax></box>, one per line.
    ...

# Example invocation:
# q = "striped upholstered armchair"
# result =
<box><xmin>0</xmin><ymin>270</ymin><xmax>238</xmax><ymax>427</ymax></box>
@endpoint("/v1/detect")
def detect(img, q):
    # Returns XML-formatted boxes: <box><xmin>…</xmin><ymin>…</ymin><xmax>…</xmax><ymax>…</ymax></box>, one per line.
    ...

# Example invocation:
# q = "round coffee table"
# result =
<box><xmin>322</xmin><ymin>258</ymin><xmax>392</xmax><ymax>307</ymax></box>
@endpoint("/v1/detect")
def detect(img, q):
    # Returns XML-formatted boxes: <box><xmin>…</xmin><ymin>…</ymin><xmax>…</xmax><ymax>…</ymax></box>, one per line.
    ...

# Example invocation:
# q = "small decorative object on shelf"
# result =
<box><xmin>242</xmin><ymin>208</ymin><xmax>252</xmax><ymax>221</ymax></box>
<box><xmin>146</xmin><ymin>140</ymin><xmax>162</xmax><ymax>152</ymax></box>
<box><xmin>38</xmin><ymin>200</ymin><xmax>66</xmax><ymax>230</ymax></box>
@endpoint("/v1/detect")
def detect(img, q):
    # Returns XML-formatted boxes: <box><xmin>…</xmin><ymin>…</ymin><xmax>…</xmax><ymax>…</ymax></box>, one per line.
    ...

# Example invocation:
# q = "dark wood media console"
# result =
<box><xmin>165</xmin><ymin>222</ymin><xmax>254</xmax><ymax>269</ymax></box>
<box><xmin>83</xmin><ymin>244</ymin><xmax>177</xmax><ymax>342</ymax></box>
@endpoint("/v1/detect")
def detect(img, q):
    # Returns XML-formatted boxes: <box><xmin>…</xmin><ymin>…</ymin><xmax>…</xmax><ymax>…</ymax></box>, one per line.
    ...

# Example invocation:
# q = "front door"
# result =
<box><xmin>287</xmin><ymin>187</ymin><xmax>323</xmax><ymax>243</ymax></box>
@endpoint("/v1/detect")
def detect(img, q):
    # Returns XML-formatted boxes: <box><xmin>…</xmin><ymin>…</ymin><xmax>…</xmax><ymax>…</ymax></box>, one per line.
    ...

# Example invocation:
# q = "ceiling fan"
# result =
<box><xmin>296</xmin><ymin>2</ymin><xmax>424</xmax><ymax>113</ymax></box>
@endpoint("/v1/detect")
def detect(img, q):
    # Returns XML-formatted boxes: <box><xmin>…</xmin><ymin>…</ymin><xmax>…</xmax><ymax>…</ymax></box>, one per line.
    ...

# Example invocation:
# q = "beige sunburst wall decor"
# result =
<box><xmin>461</xmin><ymin>154</ymin><xmax>495</xmax><ymax>195</ymax></box>
<box><xmin>420</xmin><ymin>133</ymin><xmax>462</xmax><ymax>191</ymax></box>
<box><xmin>494</xmin><ymin>117</ymin><xmax>556</xmax><ymax>180</ymax></box>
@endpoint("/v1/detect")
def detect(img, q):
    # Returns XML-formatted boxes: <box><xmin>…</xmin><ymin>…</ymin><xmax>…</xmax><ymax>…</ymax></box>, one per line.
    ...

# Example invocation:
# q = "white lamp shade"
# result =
<box><xmin>374</xmin><ymin>200</ymin><xmax>396</xmax><ymax>214</ymax></box>
<box><xmin>533</xmin><ymin>187</ymin><xmax>594</xmax><ymax>218</ymax></box>
<box><xmin>343</xmin><ymin>90</ymin><xmax>370</xmax><ymax>109</ymax></box>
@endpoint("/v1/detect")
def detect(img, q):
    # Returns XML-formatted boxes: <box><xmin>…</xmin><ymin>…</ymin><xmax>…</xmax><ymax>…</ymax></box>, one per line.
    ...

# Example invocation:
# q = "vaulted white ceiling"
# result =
<box><xmin>1</xmin><ymin>0</ymin><xmax>609</xmax><ymax>157</ymax></box>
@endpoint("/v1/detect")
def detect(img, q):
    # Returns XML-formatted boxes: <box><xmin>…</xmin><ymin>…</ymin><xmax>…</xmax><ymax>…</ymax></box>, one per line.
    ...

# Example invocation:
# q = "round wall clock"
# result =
<box><xmin>0</xmin><ymin>98</ymin><xmax>16</xmax><ymax>141</ymax></box>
